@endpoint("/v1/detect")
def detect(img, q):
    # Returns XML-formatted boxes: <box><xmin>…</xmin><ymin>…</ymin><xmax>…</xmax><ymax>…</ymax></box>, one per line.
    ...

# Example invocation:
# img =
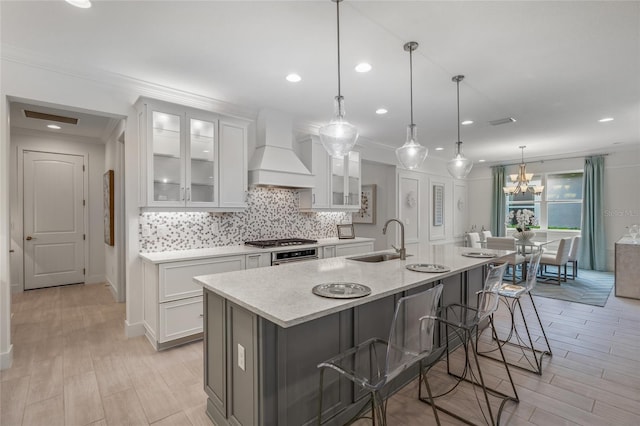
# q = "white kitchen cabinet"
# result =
<box><xmin>331</xmin><ymin>151</ymin><xmax>361</xmax><ymax>209</ymax></box>
<box><xmin>321</xmin><ymin>240</ymin><xmax>374</xmax><ymax>258</ymax></box>
<box><xmin>245</xmin><ymin>252</ymin><xmax>271</xmax><ymax>269</ymax></box>
<box><xmin>297</xmin><ymin>136</ymin><xmax>360</xmax><ymax>211</ymax></box>
<box><xmin>298</xmin><ymin>136</ymin><xmax>330</xmax><ymax>209</ymax></box>
<box><xmin>142</xmin><ymin>255</ymin><xmax>246</xmax><ymax>350</ymax></box>
<box><xmin>136</xmin><ymin>97</ymin><xmax>248</xmax><ymax>210</ymax></box>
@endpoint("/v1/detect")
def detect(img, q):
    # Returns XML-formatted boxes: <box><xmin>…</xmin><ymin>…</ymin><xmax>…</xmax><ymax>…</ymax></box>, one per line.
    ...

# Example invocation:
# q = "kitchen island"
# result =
<box><xmin>194</xmin><ymin>244</ymin><xmax>512</xmax><ymax>426</ymax></box>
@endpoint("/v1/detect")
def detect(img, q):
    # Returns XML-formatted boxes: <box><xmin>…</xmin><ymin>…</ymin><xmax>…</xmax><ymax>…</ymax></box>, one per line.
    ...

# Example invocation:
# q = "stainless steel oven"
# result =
<box><xmin>271</xmin><ymin>248</ymin><xmax>318</xmax><ymax>265</ymax></box>
<box><xmin>244</xmin><ymin>238</ymin><xmax>319</xmax><ymax>265</ymax></box>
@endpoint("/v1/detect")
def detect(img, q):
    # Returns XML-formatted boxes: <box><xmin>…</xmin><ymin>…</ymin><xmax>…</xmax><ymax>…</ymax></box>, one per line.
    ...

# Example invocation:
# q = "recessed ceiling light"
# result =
<box><xmin>435</xmin><ymin>147</ymin><xmax>444</xmax><ymax>151</ymax></box>
<box><xmin>65</xmin><ymin>0</ymin><xmax>91</xmax><ymax>8</ymax></box>
<box><xmin>478</xmin><ymin>159</ymin><xmax>486</xmax><ymax>163</ymax></box>
<box><xmin>203</xmin><ymin>150</ymin><xmax>209</xmax><ymax>153</ymax></box>
<box><xmin>355</xmin><ymin>63</ymin><xmax>372</xmax><ymax>73</ymax></box>
<box><xmin>47</xmin><ymin>124</ymin><xmax>61</xmax><ymax>130</ymax></box>
<box><xmin>461</xmin><ymin>120</ymin><xmax>474</xmax><ymax>125</ymax></box>
<box><xmin>286</xmin><ymin>73</ymin><xmax>301</xmax><ymax>83</ymax></box>
<box><xmin>598</xmin><ymin>117</ymin><xmax>614</xmax><ymax>123</ymax></box>
<box><xmin>375</xmin><ymin>108</ymin><xmax>387</xmax><ymax>115</ymax></box>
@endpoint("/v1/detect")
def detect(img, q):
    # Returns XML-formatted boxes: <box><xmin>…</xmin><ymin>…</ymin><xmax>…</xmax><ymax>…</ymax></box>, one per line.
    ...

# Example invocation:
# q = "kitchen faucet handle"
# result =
<box><xmin>391</xmin><ymin>244</ymin><xmax>400</xmax><ymax>253</ymax></box>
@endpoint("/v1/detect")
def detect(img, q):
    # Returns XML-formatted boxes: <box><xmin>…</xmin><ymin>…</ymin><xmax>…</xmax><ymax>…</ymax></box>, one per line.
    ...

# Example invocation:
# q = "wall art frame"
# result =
<box><xmin>104</xmin><ymin>169</ymin><xmax>114</xmax><ymax>246</ymax></box>
<box><xmin>353</xmin><ymin>184</ymin><xmax>376</xmax><ymax>224</ymax></box>
<box><xmin>433</xmin><ymin>184</ymin><xmax>444</xmax><ymax>226</ymax></box>
<box><xmin>337</xmin><ymin>224</ymin><xmax>355</xmax><ymax>239</ymax></box>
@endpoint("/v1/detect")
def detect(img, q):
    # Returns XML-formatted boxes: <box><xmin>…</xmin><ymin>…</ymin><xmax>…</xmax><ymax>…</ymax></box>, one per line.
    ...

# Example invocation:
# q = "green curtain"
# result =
<box><xmin>580</xmin><ymin>156</ymin><xmax>606</xmax><ymax>271</ymax></box>
<box><xmin>491</xmin><ymin>166</ymin><xmax>506</xmax><ymax>237</ymax></box>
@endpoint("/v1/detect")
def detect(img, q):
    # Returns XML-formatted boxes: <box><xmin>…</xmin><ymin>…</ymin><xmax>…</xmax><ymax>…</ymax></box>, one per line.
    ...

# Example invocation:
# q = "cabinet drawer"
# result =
<box><xmin>159</xmin><ymin>296</ymin><xmax>203</xmax><ymax>343</ymax></box>
<box><xmin>159</xmin><ymin>256</ymin><xmax>245</xmax><ymax>302</ymax></box>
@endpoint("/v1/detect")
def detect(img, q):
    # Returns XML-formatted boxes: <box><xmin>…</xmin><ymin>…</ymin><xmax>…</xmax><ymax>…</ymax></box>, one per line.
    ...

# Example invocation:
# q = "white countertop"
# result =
<box><xmin>139</xmin><ymin>237</ymin><xmax>375</xmax><ymax>263</ymax></box>
<box><xmin>194</xmin><ymin>244</ymin><xmax>512</xmax><ymax>328</ymax></box>
<box><xmin>616</xmin><ymin>236</ymin><xmax>640</xmax><ymax>246</ymax></box>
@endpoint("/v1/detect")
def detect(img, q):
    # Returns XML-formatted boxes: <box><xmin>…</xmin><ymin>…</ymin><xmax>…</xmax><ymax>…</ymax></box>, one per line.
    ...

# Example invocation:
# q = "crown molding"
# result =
<box><xmin>1</xmin><ymin>45</ymin><xmax>258</xmax><ymax>121</ymax></box>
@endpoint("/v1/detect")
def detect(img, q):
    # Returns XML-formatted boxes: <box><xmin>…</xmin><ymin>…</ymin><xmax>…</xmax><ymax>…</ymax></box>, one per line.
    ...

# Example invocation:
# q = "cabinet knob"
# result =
<box><xmin>312</xmin><ymin>193</ymin><xmax>316</xmax><ymax>205</ymax></box>
<box><xmin>26</xmin><ymin>236</ymin><xmax>35</xmax><ymax>241</ymax></box>
<box><xmin>180</xmin><ymin>188</ymin><xmax>185</xmax><ymax>201</ymax></box>
<box><xmin>199</xmin><ymin>314</ymin><xmax>204</xmax><ymax>318</ymax></box>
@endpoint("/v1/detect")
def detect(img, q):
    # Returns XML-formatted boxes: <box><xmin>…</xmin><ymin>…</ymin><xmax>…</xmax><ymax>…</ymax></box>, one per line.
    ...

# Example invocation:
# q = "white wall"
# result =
<box><xmin>466</xmin><ymin>148</ymin><xmax>640</xmax><ymax>270</ymax></box>
<box><xmin>104</xmin><ymin>120</ymin><xmax>126</xmax><ymax>301</ymax></box>
<box><xmin>353</xmin><ymin>160</ymin><xmax>396</xmax><ymax>251</ymax></box>
<box><xmin>9</xmin><ymin>129</ymin><xmax>106</xmax><ymax>289</ymax></box>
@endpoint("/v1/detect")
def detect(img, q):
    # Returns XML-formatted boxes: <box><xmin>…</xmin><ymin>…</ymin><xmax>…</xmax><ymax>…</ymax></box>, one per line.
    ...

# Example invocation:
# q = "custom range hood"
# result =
<box><xmin>248</xmin><ymin>109</ymin><xmax>314</xmax><ymax>188</ymax></box>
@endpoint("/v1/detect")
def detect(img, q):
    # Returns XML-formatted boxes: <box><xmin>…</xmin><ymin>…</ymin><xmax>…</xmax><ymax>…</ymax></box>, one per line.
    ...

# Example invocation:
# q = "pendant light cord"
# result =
<box><xmin>336</xmin><ymin>0</ymin><xmax>342</xmax><ymax>98</ymax></box>
<box><xmin>456</xmin><ymin>78</ymin><xmax>460</xmax><ymax>143</ymax></box>
<box><xmin>409</xmin><ymin>47</ymin><xmax>414</xmax><ymax>126</ymax></box>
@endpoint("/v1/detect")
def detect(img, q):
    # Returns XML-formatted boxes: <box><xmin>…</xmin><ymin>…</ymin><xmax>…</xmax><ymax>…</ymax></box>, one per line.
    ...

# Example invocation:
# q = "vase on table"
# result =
<box><xmin>513</xmin><ymin>230</ymin><xmax>536</xmax><ymax>241</ymax></box>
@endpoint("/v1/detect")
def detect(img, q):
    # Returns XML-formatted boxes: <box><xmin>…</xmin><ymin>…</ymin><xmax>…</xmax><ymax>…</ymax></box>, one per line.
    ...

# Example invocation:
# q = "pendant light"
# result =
<box><xmin>319</xmin><ymin>0</ymin><xmax>358</xmax><ymax>158</ymax></box>
<box><xmin>446</xmin><ymin>75</ymin><xmax>473</xmax><ymax>179</ymax></box>
<box><xmin>395</xmin><ymin>42</ymin><xmax>428</xmax><ymax>170</ymax></box>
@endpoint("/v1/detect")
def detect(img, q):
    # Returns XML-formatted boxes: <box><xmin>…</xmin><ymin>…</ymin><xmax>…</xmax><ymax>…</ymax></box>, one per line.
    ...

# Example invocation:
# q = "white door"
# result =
<box><xmin>23</xmin><ymin>151</ymin><xmax>85</xmax><ymax>289</ymax></box>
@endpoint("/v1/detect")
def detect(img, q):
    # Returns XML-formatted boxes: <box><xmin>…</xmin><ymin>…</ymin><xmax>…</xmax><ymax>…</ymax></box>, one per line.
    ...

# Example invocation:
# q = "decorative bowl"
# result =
<box><xmin>513</xmin><ymin>230</ymin><xmax>536</xmax><ymax>241</ymax></box>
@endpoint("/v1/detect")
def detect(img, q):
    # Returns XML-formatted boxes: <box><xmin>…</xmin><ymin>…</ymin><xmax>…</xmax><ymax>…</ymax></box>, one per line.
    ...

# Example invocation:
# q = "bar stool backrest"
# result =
<box><xmin>385</xmin><ymin>284</ymin><xmax>443</xmax><ymax>382</ymax></box>
<box><xmin>477</xmin><ymin>263</ymin><xmax>509</xmax><ymax>321</ymax></box>
<box><xmin>524</xmin><ymin>251</ymin><xmax>543</xmax><ymax>293</ymax></box>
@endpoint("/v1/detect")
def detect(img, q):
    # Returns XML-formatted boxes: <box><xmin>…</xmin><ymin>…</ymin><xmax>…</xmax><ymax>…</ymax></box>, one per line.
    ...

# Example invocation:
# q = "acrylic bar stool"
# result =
<box><xmin>479</xmin><ymin>250</ymin><xmax>552</xmax><ymax>375</ymax></box>
<box><xmin>419</xmin><ymin>263</ymin><xmax>519</xmax><ymax>426</ymax></box>
<box><xmin>317</xmin><ymin>284</ymin><xmax>444</xmax><ymax>426</ymax></box>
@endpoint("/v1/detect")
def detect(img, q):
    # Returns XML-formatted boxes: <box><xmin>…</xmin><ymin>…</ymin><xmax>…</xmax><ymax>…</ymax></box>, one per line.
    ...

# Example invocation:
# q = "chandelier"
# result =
<box><xmin>503</xmin><ymin>146</ymin><xmax>544</xmax><ymax>195</ymax></box>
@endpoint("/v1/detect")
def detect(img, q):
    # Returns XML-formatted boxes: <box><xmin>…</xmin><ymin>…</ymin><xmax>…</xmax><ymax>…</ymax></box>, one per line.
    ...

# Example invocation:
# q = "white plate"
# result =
<box><xmin>462</xmin><ymin>252</ymin><xmax>498</xmax><ymax>258</ymax></box>
<box><xmin>405</xmin><ymin>263</ymin><xmax>451</xmax><ymax>273</ymax></box>
<box><xmin>312</xmin><ymin>282</ymin><xmax>372</xmax><ymax>299</ymax></box>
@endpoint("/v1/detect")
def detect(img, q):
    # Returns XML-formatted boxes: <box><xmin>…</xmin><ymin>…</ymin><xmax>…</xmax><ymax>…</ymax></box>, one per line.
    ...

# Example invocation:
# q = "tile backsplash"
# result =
<box><xmin>139</xmin><ymin>187</ymin><xmax>350</xmax><ymax>252</ymax></box>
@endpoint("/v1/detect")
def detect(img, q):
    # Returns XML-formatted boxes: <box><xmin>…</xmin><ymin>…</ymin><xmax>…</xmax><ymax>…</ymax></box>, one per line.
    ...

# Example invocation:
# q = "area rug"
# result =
<box><xmin>531</xmin><ymin>269</ymin><xmax>614</xmax><ymax>307</ymax></box>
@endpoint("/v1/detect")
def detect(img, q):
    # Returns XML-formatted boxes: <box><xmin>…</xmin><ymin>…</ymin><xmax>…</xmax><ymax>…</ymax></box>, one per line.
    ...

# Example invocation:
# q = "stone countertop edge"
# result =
<box><xmin>194</xmin><ymin>245</ymin><xmax>514</xmax><ymax>329</ymax></box>
<box><xmin>139</xmin><ymin>237</ymin><xmax>376</xmax><ymax>264</ymax></box>
<box><xmin>616</xmin><ymin>236</ymin><xmax>640</xmax><ymax>245</ymax></box>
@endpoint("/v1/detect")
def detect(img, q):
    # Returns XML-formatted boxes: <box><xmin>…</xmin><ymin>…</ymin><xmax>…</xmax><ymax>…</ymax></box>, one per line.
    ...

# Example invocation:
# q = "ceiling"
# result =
<box><xmin>1</xmin><ymin>1</ymin><xmax>639</xmax><ymax>164</ymax></box>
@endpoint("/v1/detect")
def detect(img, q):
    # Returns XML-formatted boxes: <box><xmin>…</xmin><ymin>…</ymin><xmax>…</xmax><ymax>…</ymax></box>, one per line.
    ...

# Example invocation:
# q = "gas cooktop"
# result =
<box><xmin>244</xmin><ymin>238</ymin><xmax>318</xmax><ymax>248</ymax></box>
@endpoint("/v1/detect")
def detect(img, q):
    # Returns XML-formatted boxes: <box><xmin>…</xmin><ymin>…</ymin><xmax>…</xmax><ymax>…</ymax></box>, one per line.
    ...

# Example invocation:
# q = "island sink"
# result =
<box><xmin>347</xmin><ymin>253</ymin><xmax>403</xmax><ymax>263</ymax></box>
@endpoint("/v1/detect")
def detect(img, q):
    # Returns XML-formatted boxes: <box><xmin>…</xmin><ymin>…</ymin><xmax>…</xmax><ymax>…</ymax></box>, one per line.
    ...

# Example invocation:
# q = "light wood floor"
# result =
<box><xmin>2</xmin><ymin>279</ymin><xmax>640</xmax><ymax>425</ymax></box>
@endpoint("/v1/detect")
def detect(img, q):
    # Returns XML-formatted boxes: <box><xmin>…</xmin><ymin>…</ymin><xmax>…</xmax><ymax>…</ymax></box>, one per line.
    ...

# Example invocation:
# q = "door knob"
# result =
<box><xmin>26</xmin><ymin>236</ymin><xmax>34</xmax><ymax>241</ymax></box>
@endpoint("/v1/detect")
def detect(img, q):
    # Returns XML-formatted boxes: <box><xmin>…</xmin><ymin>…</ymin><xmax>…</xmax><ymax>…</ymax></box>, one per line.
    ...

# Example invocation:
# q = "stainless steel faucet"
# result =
<box><xmin>382</xmin><ymin>219</ymin><xmax>406</xmax><ymax>260</ymax></box>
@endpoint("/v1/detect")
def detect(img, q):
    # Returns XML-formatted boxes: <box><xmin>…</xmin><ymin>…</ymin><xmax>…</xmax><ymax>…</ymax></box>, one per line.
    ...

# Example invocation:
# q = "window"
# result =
<box><xmin>546</xmin><ymin>172</ymin><xmax>583</xmax><ymax>230</ymax></box>
<box><xmin>505</xmin><ymin>171</ymin><xmax>583</xmax><ymax>231</ymax></box>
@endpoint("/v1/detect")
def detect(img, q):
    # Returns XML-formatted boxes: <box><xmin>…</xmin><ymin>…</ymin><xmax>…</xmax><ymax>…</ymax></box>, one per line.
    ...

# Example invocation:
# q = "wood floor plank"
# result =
<box><xmin>0</xmin><ymin>376</ymin><xmax>30</xmax><ymax>426</ymax></box>
<box><xmin>93</xmin><ymin>355</ymin><xmax>132</xmax><ymax>398</ymax></box>
<box><xmin>102</xmin><ymin>388</ymin><xmax>149</xmax><ymax>426</ymax></box>
<box><xmin>22</xmin><ymin>395</ymin><xmax>65</xmax><ymax>426</ymax></box>
<box><xmin>184</xmin><ymin>404</ymin><xmax>215</xmax><ymax>426</ymax></box>
<box><xmin>149</xmin><ymin>411</ymin><xmax>192</xmax><ymax>426</ymax></box>
<box><xmin>63</xmin><ymin>371</ymin><xmax>105</xmax><ymax>426</ymax></box>
<box><xmin>131</xmin><ymin>370</ymin><xmax>181</xmax><ymax>424</ymax></box>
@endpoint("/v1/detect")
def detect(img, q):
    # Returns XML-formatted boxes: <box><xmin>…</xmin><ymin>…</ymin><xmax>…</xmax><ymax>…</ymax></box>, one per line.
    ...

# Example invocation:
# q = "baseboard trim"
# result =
<box><xmin>125</xmin><ymin>320</ymin><xmax>145</xmax><ymax>338</ymax></box>
<box><xmin>86</xmin><ymin>274</ymin><xmax>105</xmax><ymax>285</ymax></box>
<box><xmin>105</xmin><ymin>277</ymin><xmax>118</xmax><ymax>301</ymax></box>
<box><xmin>0</xmin><ymin>344</ymin><xmax>13</xmax><ymax>370</ymax></box>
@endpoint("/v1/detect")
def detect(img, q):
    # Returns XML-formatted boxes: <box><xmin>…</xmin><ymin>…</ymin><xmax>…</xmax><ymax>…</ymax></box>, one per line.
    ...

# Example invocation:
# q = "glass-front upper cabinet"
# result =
<box><xmin>137</xmin><ymin>97</ymin><xmax>248</xmax><ymax>210</ymax></box>
<box><xmin>151</xmin><ymin>109</ymin><xmax>184</xmax><ymax>206</ymax></box>
<box><xmin>331</xmin><ymin>151</ymin><xmax>361</xmax><ymax>209</ymax></box>
<box><xmin>188</xmin><ymin>117</ymin><xmax>217</xmax><ymax>206</ymax></box>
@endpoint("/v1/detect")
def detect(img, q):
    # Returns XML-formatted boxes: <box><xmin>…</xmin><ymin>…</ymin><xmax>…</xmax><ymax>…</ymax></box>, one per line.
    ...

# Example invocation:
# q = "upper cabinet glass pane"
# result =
<box><xmin>189</xmin><ymin>118</ymin><xmax>216</xmax><ymax>203</ymax></box>
<box><xmin>331</xmin><ymin>156</ymin><xmax>345</xmax><ymax>206</ymax></box>
<box><xmin>152</xmin><ymin>111</ymin><xmax>182</xmax><ymax>202</ymax></box>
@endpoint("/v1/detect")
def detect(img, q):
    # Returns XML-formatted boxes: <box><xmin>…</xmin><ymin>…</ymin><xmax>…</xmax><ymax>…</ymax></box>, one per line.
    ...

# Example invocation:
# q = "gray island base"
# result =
<box><xmin>195</xmin><ymin>244</ymin><xmax>513</xmax><ymax>426</ymax></box>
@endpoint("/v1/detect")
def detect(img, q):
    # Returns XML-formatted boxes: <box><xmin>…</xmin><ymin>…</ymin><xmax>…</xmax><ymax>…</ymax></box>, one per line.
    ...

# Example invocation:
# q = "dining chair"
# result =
<box><xmin>317</xmin><ymin>284</ymin><xmax>444</xmax><ymax>426</ymax></box>
<box><xmin>567</xmin><ymin>236</ymin><xmax>581</xmax><ymax>279</ymax></box>
<box><xmin>485</xmin><ymin>237</ymin><xmax>526</xmax><ymax>284</ymax></box>
<box><xmin>419</xmin><ymin>263</ymin><xmax>518</xmax><ymax>426</ymax></box>
<box><xmin>539</xmin><ymin>237</ymin><xmax>572</xmax><ymax>284</ymax></box>
<box><xmin>467</xmin><ymin>232</ymin><xmax>481</xmax><ymax>248</ymax></box>
<box><xmin>481</xmin><ymin>230</ymin><xmax>492</xmax><ymax>241</ymax></box>
<box><xmin>478</xmin><ymin>250</ymin><xmax>552</xmax><ymax>375</ymax></box>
